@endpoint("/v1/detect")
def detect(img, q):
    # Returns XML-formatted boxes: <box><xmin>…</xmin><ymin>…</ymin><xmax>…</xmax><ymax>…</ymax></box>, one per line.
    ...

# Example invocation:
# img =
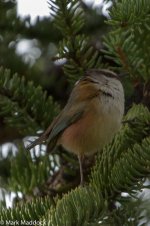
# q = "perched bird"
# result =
<box><xmin>27</xmin><ymin>69</ymin><xmax>124</xmax><ymax>184</ymax></box>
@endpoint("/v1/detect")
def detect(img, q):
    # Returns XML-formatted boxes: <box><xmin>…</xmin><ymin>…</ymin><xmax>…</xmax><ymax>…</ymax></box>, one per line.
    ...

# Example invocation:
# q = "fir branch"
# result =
<box><xmin>48</xmin><ymin>0</ymin><xmax>103</xmax><ymax>83</ymax></box>
<box><xmin>0</xmin><ymin>67</ymin><xmax>60</xmax><ymax>136</ymax></box>
<box><xmin>110</xmin><ymin>136</ymin><xmax>150</xmax><ymax>192</ymax></box>
<box><xmin>47</xmin><ymin>186</ymin><xmax>105</xmax><ymax>226</ymax></box>
<box><xmin>48</xmin><ymin>0</ymin><xmax>84</xmax><ymax>36</ymax></box>
<box><xmin>108</xmin><ymin>0</ymin><xmax>150</xmax><ymax>28</ymax></box>
<box><xmin>0</xmin><ymin>196</ymin><xmax>54</xmax><ymax>224</ymax></box>
<box><xmin>103</xmin><ymin>0</ymin><xmax>150</xmax><ymax>81</ymax></box>
<box><xmin>9</xmin><ymin>142</ymin><xmax>58</xmax><ymax>196</ymax></box>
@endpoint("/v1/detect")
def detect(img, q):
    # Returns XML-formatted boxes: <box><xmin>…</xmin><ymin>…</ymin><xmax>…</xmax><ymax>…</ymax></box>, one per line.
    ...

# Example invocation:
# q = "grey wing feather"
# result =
<box><xmin>47</xmin><ymin>110</ymin><xmax>84</xmax><ymax>143</ymax></box>
<box><xmin>26</xmin><ymin>110</ymin><xmax>84</xmax><ymax>151</ymax></box>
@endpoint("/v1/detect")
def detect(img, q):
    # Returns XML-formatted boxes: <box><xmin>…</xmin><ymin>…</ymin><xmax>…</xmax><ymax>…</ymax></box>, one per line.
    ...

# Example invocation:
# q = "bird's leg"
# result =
<box><xmin>78</xmin><ymin>155</ymin><xmax>84</xmax><ymax>185</ymax></box>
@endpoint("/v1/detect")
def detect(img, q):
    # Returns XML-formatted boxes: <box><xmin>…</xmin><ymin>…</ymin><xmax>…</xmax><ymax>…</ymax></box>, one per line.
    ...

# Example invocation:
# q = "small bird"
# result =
<box><xmin>27</xmin><ymin>69</ymin><xmax>124</xmax><ymax>184</ymax></box>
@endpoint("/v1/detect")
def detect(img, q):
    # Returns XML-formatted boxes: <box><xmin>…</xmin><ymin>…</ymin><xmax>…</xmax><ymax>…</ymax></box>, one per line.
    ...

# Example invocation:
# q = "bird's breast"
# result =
<box><xmin>58</xmin><ymin>93</ymin><xmax>124</xmax><ymax>156</ymax></box>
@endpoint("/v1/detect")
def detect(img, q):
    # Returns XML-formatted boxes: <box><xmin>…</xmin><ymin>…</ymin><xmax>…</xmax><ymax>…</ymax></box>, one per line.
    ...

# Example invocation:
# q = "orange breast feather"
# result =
<box><xmin>58</xmin><ymin>109</ymin><xmax>102</xmax><ymax>156</ymax></box>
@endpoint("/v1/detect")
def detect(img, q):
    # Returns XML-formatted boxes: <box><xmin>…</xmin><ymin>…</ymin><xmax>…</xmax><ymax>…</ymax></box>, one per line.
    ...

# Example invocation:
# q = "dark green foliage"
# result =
<box><xmin>48</xmin><ymin>0</ymin><xmax>103</xmax><ymax>83</ymax></box>
<box><xmin>0</xmin><ymin>67</ymin><xmax>60</xmax><ymax>136</ymax></box>
<box><xmin>48</xmin><ymin>0</ymin><xmax>84</xmax><ymax>35</ymax></box>
<box><xmin>0</xmin><ymin>196</ymin><xmax>53</xmax><ymax>223</ymax></box>
<box><xmin>9</xmin><ymin>143</ymin><xmax>54</xmax><ymax>195</ymax></box>
<box><xmin>103</xmin><ymin>0</ymin><xmax>150</xmax><ymax>81</ymax></box>
<box><xmin>47</xmin><ymin>186</ymin><xmax>105</xmax><ymax>226</ymax></box>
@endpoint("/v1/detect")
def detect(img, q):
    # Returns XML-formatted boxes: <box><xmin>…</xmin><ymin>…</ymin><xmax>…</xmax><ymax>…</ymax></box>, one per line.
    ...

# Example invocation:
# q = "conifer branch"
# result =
<box><xmin>0</xmin><ymin>67</ymin><xmax>60</xmax><ymax>136</ymax></box>
<box><xmin>48</xmin><ymin>0</ymin><xmax>103</xmax><ymax>83</ymax></box>
<box><xmin>103</xmin><ymin>0</ymin><xmax>150</xmax><ymax>81</ymax></box>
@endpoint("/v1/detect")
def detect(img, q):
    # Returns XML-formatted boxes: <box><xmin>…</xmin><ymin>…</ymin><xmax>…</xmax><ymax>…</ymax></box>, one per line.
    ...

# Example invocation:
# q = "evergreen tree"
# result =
<box><xmin>0</xmin><ymin>0</ymin><xmax>150</xmax><ymax>225</ymax></box>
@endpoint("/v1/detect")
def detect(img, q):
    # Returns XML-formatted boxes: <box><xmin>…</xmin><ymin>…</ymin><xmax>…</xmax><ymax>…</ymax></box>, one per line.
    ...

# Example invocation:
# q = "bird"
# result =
<box><xmin>26</xmin><ymin>69</ymin><xmax>124</xmax><ymax>185</ymax></box>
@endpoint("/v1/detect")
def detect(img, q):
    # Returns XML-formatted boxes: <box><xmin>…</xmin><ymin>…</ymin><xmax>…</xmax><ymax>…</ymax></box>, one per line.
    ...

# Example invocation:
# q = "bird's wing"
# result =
<box><xmin>26</xmin><ymin>108</ymin><xmax>84</xmax><ymax>151</ymax></box>
<box><xmin>26</xmin><ymin>76</ymin><xmax>100</xmax><ymax>151</ymax></box>
<box><xmin>47</xmin><ymin>110</ymin><xmax>84</xmax><ymax>142</ymax></box>
<box><xmin>47</xmin><ymin>109</ymin><xmax>85</xmax><ymax>152</ymax></box>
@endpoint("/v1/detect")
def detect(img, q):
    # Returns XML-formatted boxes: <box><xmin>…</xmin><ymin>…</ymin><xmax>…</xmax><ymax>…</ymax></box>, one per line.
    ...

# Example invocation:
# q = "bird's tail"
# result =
<box><xmin>26</xmin><ymin>116</ymin><xmax>59</xmax><ymax>151</ymax></box>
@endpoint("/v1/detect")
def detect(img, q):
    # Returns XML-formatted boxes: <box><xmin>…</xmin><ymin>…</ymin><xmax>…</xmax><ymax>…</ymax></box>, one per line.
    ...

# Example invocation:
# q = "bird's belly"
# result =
<box><xmin>58</xmin><ymin>104</ymin><xmax>122</xmax><ymax>156</ymax></box>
